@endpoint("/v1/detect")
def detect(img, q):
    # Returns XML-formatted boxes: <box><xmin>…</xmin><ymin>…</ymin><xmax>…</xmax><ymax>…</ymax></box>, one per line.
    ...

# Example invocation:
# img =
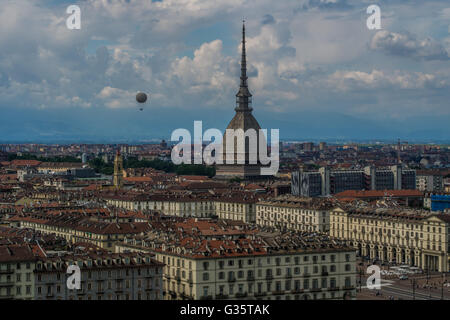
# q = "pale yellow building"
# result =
<box><xmin>330</xmin><ymin>206</ymin><xmax>450</xmax><ymax>272</ymax></box>
<box><xmin>256</xmin><ymin>197</ymin><xmax>332</xmax><ymax>232</ymax></box>
<box><xmin>104</xmin><ymin>194</ymin><xmax>257</xmax><ymax>223</ymax></box>
<box><xmin>11</xmin><ymin>214</ymin><xmax>151</xmax><ymax>251</ymax></box>
<box><xmin>0</xmin><ymin>244</ymin><xmax>37</xmax><ymax>300</ymax></box>
<box><xmin>116</xmin><ymin>231</ymin><xmax>356</xmax><ymax>301</ymax></box>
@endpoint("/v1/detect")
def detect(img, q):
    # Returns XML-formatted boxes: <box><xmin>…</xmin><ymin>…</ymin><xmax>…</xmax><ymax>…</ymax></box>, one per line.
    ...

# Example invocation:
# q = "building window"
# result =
<box><xmin>345</xmin><ymin>277</ymin><xmax>351</xmax><ymax>288</ymax></box>
<box><xmin>330</xmin><ymin>278</ymin><xmax>336</xmax><ymax>288</ymax></box>
<box><xmin>303</xmin><ymin>279</ymin><xmax>309</xmax><ymax>289</ymax></box>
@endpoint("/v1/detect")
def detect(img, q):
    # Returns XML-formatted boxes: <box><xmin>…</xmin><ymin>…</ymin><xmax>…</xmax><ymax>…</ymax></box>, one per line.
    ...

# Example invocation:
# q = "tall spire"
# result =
<box><xmin>236</xmin><ymin>20</ymin><xmax>252</xmax><ymax>112</ymax></box>
<box><xmin>240</xmin><ymin>21</ymin><xmax>248</xmax><ymax>88</ymax></box>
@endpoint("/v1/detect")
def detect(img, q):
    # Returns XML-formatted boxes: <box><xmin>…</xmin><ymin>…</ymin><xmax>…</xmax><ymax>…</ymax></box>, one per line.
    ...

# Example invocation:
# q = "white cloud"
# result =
<box><xmin>96</xmin><ymin>86</ymin><xmax>134</xmax><ymax>109</ymax></box>
<box><xmin>370</xmin><ymin>30</ymin><xmax>450</xmax><ymax>61</ymax></box>
<box><xmin>0</xmin><ymin>0</ymin><xmax>449</xmax><ymax>125</ymax></box>
<box><xmin>326</xmin><ymin>69</ymin><xmax>447</xmax><ymax>91</ymax></box>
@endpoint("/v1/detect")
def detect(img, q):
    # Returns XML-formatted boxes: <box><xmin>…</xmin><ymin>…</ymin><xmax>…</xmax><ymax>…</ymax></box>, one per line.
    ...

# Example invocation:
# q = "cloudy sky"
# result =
<box><xmin>0</xmin><ymin>0</ymin><xmax>449</xmax><ymax>142</ymax></box>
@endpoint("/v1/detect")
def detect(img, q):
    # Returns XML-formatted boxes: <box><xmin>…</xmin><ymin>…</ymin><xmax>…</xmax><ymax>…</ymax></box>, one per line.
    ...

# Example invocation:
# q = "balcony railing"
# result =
<box><xmin>253</xmin><ymin>292</ymin><xmax>267</xmax><ymax>297</ymax></box>
<box><xmin>200</xmin><ymin>295</ymin><xmax>213</xmax><ymax>300</ymax></box>
<box><xmin>0</xmin><ymin>281</ymin><xmax>15</xmax><ymax>287</ymax></box>
<box><xmin>180</xmin><ymin>292</ymin><xmax>194</xmax><ymax>300</ymax></box>
<box><xmin>328</xmin><ymin>286</ymin><xmax>340</xmax><ymax>291</ymax></box>
<box><xmin>235</xmin><ymin>292</ymin><xmax>247</xmax><ymax>298</ymax></box>
<box><xmin>215</xmin><ymin>294</ymin><xmax>229</xmax><ymax>300</ymax></box>
<box><xmin>272</xmin><ymin>290</ymin><xmax>285</xmax><ymax>295</ymax></box>
<box><xmin>343</xmin><ymin>285</ymin><xmax>355</xmax><ymax>290</ymax></box>
<box><xmin>265</xmin><ymin>275</ymin><xmax>273</xmax><ymax>280</ymax></box>
<box><xmin>0</xmin><ymin>270</ymin><xmax>13</xmax><ymax>274</ymax></box>
<box><xmin>291</xmin><ymin>288</ymin><xmax>304</xmax><ymax>294</ymax></box>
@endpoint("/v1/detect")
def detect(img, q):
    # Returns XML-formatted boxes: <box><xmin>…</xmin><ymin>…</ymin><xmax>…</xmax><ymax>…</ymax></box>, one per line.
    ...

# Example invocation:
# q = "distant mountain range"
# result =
<box><xmin>0</xmin><ymin>106</ymin><xmax>448</xmax><ymax>144</ymax></box>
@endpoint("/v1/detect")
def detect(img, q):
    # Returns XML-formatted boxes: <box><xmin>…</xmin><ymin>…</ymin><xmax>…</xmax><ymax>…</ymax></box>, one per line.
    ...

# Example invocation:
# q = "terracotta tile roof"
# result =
<box><xmin>124</xmin><ymin>176</ymin><xmax>153</xmax><ymax>183</ymax></box>
<box><xmin>0</xmin><ymin>244</ymin><xmax>37</xmax><ymax>262</ymax></box>
<box><xmin>10</xmin><ymin>160</ymin><xmax>42</xmax><ymax>167</ymax></box>
<box><xmin>38</xmin><ymin>162</ymin><xmax>83</xmax><ymax>169</ymax></box>
<box><xmin>334</xmin><ymin>189</ymin><xmax>424</xmax><ymax>198</ymax></box>
<box><xmin>179</xmin><ymin>175</ymin><xmax>210</xmax><ymax>181</ymax></box>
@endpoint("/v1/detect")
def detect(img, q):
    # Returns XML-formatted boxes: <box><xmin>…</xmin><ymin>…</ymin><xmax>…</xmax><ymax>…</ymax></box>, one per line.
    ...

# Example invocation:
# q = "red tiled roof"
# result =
<box><xmin>180</xmin><ymin>175</ymin><xmax>210</xmax><ymax>181</ymax></box>
<box><xmin>335</xmin><ymin>189</ymin><xmax>424</xmax><ymax>198</ymax></box>
<box><xmin>0</xmin><ymin>174</ymin><xmax>17</xmax><ymax>181</ymax></box>
<box><xmin>10</xmin><ymin>160</ymin><xmax>42</xmax><ymax>167</ymax></box>
<box><xmin>0</xmin><ymin>244</ymin><xmax>37</xmax><ymax>262</ymax></box>
<box><xmin>124</xmin><ymin>176</ymin><xmax>153</xmax><ymax>183</ymax></box>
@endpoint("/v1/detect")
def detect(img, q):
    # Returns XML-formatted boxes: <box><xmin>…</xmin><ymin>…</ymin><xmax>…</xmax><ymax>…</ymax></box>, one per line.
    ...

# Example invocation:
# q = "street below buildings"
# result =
<box><xmin>356</xmin><ymin>260</ymin><xmax>450</xmax><ymax>300</ymax></box>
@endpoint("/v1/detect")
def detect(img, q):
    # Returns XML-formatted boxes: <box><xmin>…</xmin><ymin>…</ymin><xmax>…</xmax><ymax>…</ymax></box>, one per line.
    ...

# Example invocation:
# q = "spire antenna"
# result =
<box><xmin>235</xmin><ymin>20</ymin><xmax>252</xmax><ymax>111</ymax></box>
<box><xmin>240</xmin><ymin>20</ymin><xmax>247</xmax><ymax>88</ymax></box>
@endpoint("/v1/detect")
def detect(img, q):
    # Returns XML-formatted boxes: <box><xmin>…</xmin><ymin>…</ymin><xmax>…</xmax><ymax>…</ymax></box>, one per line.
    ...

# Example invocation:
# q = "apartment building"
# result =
<box><xmin>37</xmin><ymin>162</ymin><xmax>84</xmax><ymax>174</ymax></box>
<box><xmin>330</xmin><ymin>206</ymin><xmax>450</xmax><ymax>272</ymax></box>
<box><xmin>103</xmin><ymin>193</ymin><xmax>259</xmax><ymax>223</ymax></box>
<box><xmin>34</xmin><ymin>251</ymin><xmax>163</xmax><ymax>300</ymax></box>
<box><xmin>213</xmin><ymin>196</ymin><xmax>256</xmax><ymax>223</ymax></box>
<box><xmin>115</xmin><ymin>218</ymin><xmax>357</xmax><ymax>300</ymax></box>
<box><xmin>11</xmin><ymin>214</ymin><xmax>151</xmax><ymax>250</ymax></box>
<box><xmin>0</xmin><ymin>244</ymin><xmax>38</xmax><ymax>300</ymax></box>
<box><xmin>255</xmin><ymin>197</ymin><xmax>333</xmax><ymax>232</ymax></box>
<box><xmin>292</xmin><ymin>165</ymin><xmax>416</xmax><ymax>196</ymax></box>
<box><xmin>103</xmin><ymin>194</ymin><xmax>215</xmax><ymax>217</ymax></box>
<box><xmin>416</xmin><ymin>170</ymin><xmax>446</xmax><ymax>192</ymax></box>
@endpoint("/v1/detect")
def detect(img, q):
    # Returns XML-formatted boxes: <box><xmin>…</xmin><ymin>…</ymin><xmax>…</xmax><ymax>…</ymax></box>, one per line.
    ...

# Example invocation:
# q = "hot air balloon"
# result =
<box><xmin>136</xmin><ymin>92</ymin><xmax>148</xmax><ymax>111</ymax></box>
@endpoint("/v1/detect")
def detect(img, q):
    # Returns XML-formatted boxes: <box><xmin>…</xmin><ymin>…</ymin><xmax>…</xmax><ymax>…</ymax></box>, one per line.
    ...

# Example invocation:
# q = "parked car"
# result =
<box><xmin>399</xmin><ymin>275</ymin><xmax>408</xmax><ymax>280</ymax></box>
